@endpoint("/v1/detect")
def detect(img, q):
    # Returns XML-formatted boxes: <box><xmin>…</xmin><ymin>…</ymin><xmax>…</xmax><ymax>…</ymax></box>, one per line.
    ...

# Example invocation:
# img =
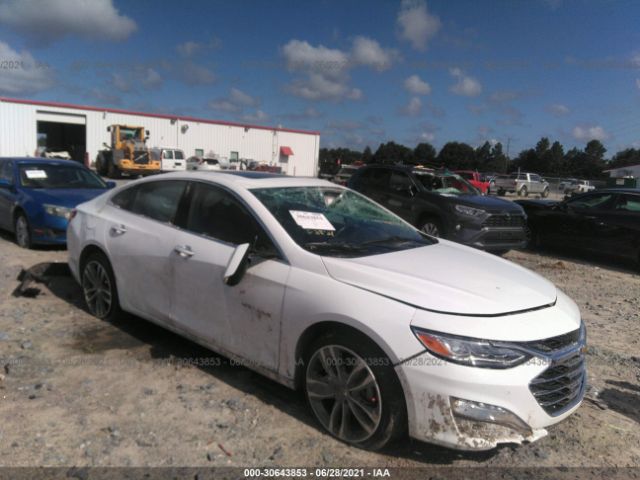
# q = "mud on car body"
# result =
<box><xmin>67</xmin><ymin>171</ymin><xmax>586</xmax><ymax>451</ymax></box>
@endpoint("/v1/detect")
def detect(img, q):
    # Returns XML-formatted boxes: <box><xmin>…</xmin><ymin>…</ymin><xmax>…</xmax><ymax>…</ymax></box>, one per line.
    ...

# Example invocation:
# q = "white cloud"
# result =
<box><xmin>110</xmin><ymin>73</ymin><xmax>130</xmax><ymax>92</ymax></box>
<box><xmin>0</xmin><ymin>41</ymin><xmax>54</xmax><ymax>94</ymax></box>
<box><xmin>449</xmin><ymin>67</ymin><xmax>482</xmax><ymax>97</ymax></box>
<box><xmin>283</xmin><ymin>40</ymin><xmax>349</xmax><ymax>78</ymax></box>
<box><xmin>0</xmin><ymin>0</ymin><xmax>136</xmax><ymax>43</ymax></box>
<box><xmin>281</xmin><ymin>37</ymin><xmax>394</xmax><ymax>101</ymax></box>
<box><xmin>547</xmin><ymin>103</ymin><xmax>570</xmax><ymax>116</ymax></box>
<box><xmin>176</xmin><ymin>41</ymin><xmax>201</xmax><ymax>58</ymax></box>
<box><xmin>397</xmin><ymin>0</ymin><xmax>441</xmax><ymax>51</ymax></box>
<box><xmin>572</xmin><ymin>125</ymin><xmax>609</xmax><ymax>141</ymax></box>
<box><xmin>230</xmin><ymin>87</ymin><xmax>259</xmax><ymax>107</ymax></box>
<box><xmin>210</xmin><ymin>87</ymin><xmax>261</xmax><ymax>115</ymax></box>
<box><xmin>350</xmin><ymin>36</ymin><xmax>397</xmax><ymax>72</ymax></box>
<box><xmin>180</xmin><ymin>62</ymin><xmax>216</xmax><ymax>85</ymax></box>
<box><xmin>404</xmin><ymin>74</ymin><xmax>431</xmax><ymax>95</ymax></box>
<box><xmin>631</xmin><ymin>53</ymin><xmax>640</xmax><ymax>68</ymax></box>
<box><xmin>242</xmin><ymin>110</ymin><xmax>268</xmax><ymax>122</ymax></box>
<box><xmin>402</xmin><ymin>97</ymin><xmax>423</xmax><ymax>116</ymax></box>
<box><xmin>142</xmin><ymin>68</ymin><xmax>162</xmax><ymax>88</ymax></box>
<box><xmin>419</xmin><ymin>131</ymin><xmax>435</xmax><ymax>142</ymax></box>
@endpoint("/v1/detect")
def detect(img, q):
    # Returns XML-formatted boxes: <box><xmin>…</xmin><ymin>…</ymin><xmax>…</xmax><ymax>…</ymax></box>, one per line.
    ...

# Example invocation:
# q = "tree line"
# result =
<box><xmin>319</xmin><ymin>138</ymin><xmax>640</xmax><ymax>179</ymax></box>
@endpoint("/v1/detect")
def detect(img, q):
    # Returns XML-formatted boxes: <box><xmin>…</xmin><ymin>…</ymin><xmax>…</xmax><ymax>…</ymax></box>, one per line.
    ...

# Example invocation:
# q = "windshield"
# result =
<box><xmin>19</xmin><ymin>164</ymin><xmax>107</xmax><ymax>189</ymax></box>
<box><xmin>413</xmin><ymin>172</ymin><xmax>480</xmax><ymax>196</ymax></box>
<box><xmin>251</xmin><ymin>186</ymin><xmax>435</xmax><ymax>257</ymax></box>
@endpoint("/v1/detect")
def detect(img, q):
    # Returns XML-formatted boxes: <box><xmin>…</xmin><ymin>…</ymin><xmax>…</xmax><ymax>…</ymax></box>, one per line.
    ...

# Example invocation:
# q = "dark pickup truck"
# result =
<box><xmin>348</xmin><ymin>165</ymin><xmax>528</xmax><ymax>253</ymax></box>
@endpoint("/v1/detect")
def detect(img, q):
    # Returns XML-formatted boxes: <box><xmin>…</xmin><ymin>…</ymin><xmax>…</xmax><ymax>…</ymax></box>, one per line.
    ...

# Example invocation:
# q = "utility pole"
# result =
<box><xmin>505</xmin><ymin>137</ymin><xmax>511</xmax><ymax>172</ymax></box>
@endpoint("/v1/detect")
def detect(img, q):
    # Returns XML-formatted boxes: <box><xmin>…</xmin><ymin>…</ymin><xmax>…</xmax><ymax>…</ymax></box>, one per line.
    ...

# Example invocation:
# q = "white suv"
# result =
<box><xmin>67</xmin><ymin>172</ymin><xmax>586</xmax><ymax>451</ymax></box>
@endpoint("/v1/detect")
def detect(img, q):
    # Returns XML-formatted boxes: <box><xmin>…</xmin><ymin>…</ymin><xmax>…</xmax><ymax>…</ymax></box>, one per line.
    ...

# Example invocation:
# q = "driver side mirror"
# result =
<box><xmin>223</xmin><ymin>243</ymin><xmax>251</xmax><ymax>286</ymax></box>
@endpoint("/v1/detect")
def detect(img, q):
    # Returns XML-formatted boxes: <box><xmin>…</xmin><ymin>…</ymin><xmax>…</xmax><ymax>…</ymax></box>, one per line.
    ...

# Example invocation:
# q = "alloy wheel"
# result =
<box><xmin>15</xmin><ymin>216</ymin><xmax>30</xmax><ymax>248</ymax></box>
<box><xmin>306</xmin><ymin>345</ymin><xmax>382</xmax><ymax>444</ymax></box>
<box><xmin>82</xmin><ymin>260</ymin><xmax>113</xmax><ymax>318</ymax></box>
<box><xmin>421</xmin><ymin>222</ymin><xmax>439</xmax><ymax>237</ymax></box>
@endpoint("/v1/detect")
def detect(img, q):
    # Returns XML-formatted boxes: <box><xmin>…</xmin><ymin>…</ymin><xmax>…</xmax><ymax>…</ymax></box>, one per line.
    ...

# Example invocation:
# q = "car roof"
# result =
<box><xmin>140</xmin><ymin>170</ymin><xmax>336</xmax><ymax>189</ymax></box>
<box><xmin>1</xmin><ymin>157</ymin><xmax>82</xmax><ymax>167</ymax></box>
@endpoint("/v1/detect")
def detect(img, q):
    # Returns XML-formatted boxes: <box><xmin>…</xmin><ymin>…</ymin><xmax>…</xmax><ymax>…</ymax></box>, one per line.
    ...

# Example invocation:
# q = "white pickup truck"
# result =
<box><xmin>494</xmin><ymin>172</ymin><xmax>550</xmax><ymax>197</ymax></box>
<box><xmin>560</xmin><ymin>179</ymin><xmax>595</xmax><ymax>194</ymax></box>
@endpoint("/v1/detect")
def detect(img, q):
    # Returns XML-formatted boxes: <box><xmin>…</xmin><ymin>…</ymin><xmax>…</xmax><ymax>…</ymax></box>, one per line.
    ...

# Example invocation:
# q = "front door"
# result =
<box><xmin>171</xmin><ymin>181</ymin><xmax>288</xmax><ymax>372</ymax></box>
<box><xmin>0</xmin><ymin>161</ymin><xmax>15</xmax><ymax>231</ymax></box>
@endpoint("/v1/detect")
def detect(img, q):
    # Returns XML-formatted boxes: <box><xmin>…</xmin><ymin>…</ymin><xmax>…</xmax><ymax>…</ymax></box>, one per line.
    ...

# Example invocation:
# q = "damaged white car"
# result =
<box><xmin>67</xmin><ymin>172</ymin><xmax>586</xmax><ymax>451</ymax></box>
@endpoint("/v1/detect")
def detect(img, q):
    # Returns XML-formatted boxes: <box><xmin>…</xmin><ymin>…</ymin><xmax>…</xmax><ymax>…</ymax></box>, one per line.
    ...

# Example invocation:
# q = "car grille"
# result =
<box><xmin>482</xmin><ymin>214</ymin><xmax>526</xmax><ymax>228</ymax></box>
<box><xmin>528</xmin><ymin>329</ymin><xmax>586</xmax><ymax>416</ymax></box>
<box><xmin>523</xmin><ymin>329</ymin><xmax>581</xmax><ymax>353</ymax></box>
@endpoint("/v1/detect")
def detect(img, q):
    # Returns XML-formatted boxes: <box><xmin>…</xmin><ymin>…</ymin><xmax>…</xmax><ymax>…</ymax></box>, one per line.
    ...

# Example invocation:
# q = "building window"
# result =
<box><xmin>195</xmin><ymin>149</ymin><xmax>204</xmax><ymax>156</ymax></box>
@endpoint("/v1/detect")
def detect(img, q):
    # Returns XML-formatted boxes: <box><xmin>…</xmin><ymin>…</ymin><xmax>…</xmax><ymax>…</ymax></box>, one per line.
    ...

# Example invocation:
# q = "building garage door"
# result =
<box><xmin>36</xmin><ymin>111</ymin><xmax>86</xmax><ymax>164</ymax></box>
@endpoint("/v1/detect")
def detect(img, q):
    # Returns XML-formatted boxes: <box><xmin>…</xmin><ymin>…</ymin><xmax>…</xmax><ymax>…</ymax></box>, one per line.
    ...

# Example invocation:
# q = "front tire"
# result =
<box><xmin>419</xmin><ymin>217</ymin><xmax>443</xmax><ymax>237</ymax></box>
<box><xmin>14</xmin><ymin>213</ymin><xmax>32</xmax><ymax>249</ymax></box>
<box><xmin>304</xmin><ymin>330</ymin><xmax>406</xmax><ymax>451</ymax></box>
<box><xmin>541</xmin><ymin>187</ymin><xmax>549</xmax><ymax>198</ymax></box>
<box><xmin>81</xmin><ymin>252</ymin><xmax>122</xmax><ymax>321</ymax></box>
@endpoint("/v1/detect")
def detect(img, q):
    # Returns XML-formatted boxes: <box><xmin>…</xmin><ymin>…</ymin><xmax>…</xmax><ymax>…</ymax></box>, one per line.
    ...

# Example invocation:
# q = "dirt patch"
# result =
<box><xmin>0</xmin><ymin>237</ymin><xmax>639</xmax><ymax>468</ymax></box>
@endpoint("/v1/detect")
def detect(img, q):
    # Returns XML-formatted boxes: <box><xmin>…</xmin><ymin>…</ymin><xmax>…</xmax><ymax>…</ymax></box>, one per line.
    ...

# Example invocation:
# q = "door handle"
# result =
<box><xmin>174</xmin><ymin>245</ymin><xmax>194</xmax><ymax>258</ymax></box>
<box><xmin>110</xmin><ymin>224</ymin><xmax>127</xmax><ymax>235</ymax></box>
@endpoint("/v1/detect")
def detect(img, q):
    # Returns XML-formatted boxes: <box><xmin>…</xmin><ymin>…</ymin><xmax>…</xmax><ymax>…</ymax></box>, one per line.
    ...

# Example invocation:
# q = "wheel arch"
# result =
<box><xmin>293</xmin><ymin>320</ymin><xmax>400</xmax><ymax>391</ymax></box>
<box><xmin>78</xmin><ymin>243</ymin><xmax>110</xmax><ymax>276</ymax></box>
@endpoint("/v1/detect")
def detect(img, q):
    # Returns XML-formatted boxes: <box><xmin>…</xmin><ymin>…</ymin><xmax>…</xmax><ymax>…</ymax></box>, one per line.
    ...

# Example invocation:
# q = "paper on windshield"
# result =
<box><xmin>289</xmin><ymin>210</ymin><xmax>335</xmax><ymax>231</ymax></box>
<box><xmin>25</xmin><ymin>170</ymin><xmax>48</xmax><ymax>179</ymax></box>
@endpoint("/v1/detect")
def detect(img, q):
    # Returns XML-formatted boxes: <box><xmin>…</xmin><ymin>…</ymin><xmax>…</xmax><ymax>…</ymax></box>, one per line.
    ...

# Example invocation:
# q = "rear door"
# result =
<box><xmin>554</xmin><ymin>192</ymin><xmax>617</xmax><ymax>250</ymax></box>
<box><xmin>171</xmin><ymin>181</ymin><xmax>288</xmax><ymax>372</ymax></box>
<box><xmin>592</xmin><ymin>193</ymin><xmax>640</xmax><ymax>259</ymax></box>
<box><xmin>104</xmin><ymin>180</ymin><xmax>187</xmax><ymax>322</ymax></box>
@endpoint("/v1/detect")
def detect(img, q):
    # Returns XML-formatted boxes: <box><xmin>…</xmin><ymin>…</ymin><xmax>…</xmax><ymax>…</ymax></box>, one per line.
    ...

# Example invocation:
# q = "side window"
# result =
<box><xmin>162</xmin><ymin>150</ymin><xmax>173</xmax><ymax>160</ymax></box>
<box><xmin>111</xmin><ymin>186</ymin><xmax>138</xmax><ymax>211</ymax></box>
<box><xmin>185</xmin><ymin>183</ymin><xmax>275</xmax><ymax>251</ymax></box>
<box><xmin>0</xmin><ymin>161</ymin><xmax>14</xmax><ymax>184</ymax></box>
<box><xmin>567</xmin><ymin>193</ymin><xmax>614</xmax><ymax>210</ymax></box>
<box><xmin>389</xmin><ymin>171</ymin><xmax>414</xmax><ymax>193</ymax></box>
<box><xmin>358</xmin><ymin>168</ymin><xmax>389</xmax><ymax>188</ymax></box>
<box><xmin>616</xmin><ymin>195</ymin><xmax>640</xmax><ymax>212</ymax></box>
<box><xmin>130</xmin><ymin>180</ymin><xmax>187</xmax><ymax>223</ymax></box>
<box><xmin>530</xmin><ymin>174</ymin><xmax>541</xmax><ymax>182</ymax></box>
<box><xmin>174</xmin><ymin>150</ymin><xmax>185</xmax><ymax>160</ymax></box>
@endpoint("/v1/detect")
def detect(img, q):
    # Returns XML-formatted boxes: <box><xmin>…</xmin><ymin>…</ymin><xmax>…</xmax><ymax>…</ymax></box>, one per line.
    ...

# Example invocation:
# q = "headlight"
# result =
<box><xmin>411</xmin><ymin>328</ymin><xmax>531</xmax><ymax>369</ymax></box>
<box><xmin>455</xmin><ymin>205</ymin><xmax>485</xmax><ymax>216</ymax></box>
<box><xmin>44</xmin><ymin>204</ymin><xmax>73</xmax><ymax>220</ymax></box>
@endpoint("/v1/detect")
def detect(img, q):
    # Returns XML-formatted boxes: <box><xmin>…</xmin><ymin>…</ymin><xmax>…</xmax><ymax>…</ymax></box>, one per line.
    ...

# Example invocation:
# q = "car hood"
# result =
<box><xmin>26</xmin><ymin>188</ymin><xmax>108</xmax><ymax>208</ymax></box>
<box><xmin>321</xmin><ymin>241</ymin><xmax>557</xmax><ymax>316</ymax></box>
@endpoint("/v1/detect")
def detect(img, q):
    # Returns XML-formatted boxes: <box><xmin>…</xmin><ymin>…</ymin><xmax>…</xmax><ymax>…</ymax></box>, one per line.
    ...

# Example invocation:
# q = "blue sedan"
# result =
<box><xmin>0</xmin><ymin>157</ymin><xmax>115</xmax><ymax>248</ymax></box>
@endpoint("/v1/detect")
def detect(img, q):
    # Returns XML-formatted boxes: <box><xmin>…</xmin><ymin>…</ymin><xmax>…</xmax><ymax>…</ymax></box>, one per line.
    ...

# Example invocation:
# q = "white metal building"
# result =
<box><xmin>0</xmin><ymin>97</ymin><xmax>320</xmax><ymax>176</ymax></box>
<box><xmin>604</xmin><ymin>164</ymin><xmax>640</xmax><ymax>178</ymax></box>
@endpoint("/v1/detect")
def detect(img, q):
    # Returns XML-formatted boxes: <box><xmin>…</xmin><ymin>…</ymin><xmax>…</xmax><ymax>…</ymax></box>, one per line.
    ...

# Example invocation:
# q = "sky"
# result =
<box><xmin>1</xmin><ymin>0</ymin><xmax>639</xmax><ymax>156</ymax></box>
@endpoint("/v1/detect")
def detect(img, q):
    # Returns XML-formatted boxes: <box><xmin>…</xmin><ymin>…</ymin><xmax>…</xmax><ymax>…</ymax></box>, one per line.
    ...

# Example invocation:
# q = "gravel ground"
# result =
<box><xmin>0</xmin><ymin>231</ymin><xmax>639</xmax><ymax>469</ymax></box>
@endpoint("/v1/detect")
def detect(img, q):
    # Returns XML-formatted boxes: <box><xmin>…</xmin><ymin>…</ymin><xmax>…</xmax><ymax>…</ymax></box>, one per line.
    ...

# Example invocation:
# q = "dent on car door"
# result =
<box><xmin>171</xmin><ymin>182</ymin><xmax>288</xmax><ymax>372</ymax></box>
<box><xmin>105</xmin><ymin>180</ymin><xmax>187</xmax><ymax>322</ymax></box>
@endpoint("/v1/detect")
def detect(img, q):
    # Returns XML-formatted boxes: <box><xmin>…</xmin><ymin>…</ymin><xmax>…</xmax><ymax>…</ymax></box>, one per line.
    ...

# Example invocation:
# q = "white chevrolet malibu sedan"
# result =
<box><xmin>67</xmin><ymin>171</ymin><xmax>586</xmax><ymax>451</ymax></box>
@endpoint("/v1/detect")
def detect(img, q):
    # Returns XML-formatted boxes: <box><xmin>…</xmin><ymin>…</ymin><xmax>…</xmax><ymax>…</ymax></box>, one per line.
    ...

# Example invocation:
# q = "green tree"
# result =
<box><xmin>585</xmin><ymin>139</ymin><xmax>606</xmax><ymax>161</ymax></box>
<box><xmin>412</xmin><ymin>142</ymin><xmax>437</xmax><ymax>165</ymax></box>
<box><xmin>475</xmin><ymin>141</ymin><xmax>492</xmax><ymax>170</ymax></box>
<box><xmin>436</xmin><ymin>142</ymin><xmax>475</xmax><ymax>169</ymax></box>
<box><xmin>609</xmin><ymin>148</ymin><xmax>640</xmax><ymax>169</ymax></box>
<box><xmin>373</xmin><ymin>141</ymin><xmax>412</xmax><ymax>164</ymax></box>
<box><xmin>362</xmin><ymin>145</ymin><xmax>373</xmax><ymax>164</ymax></box>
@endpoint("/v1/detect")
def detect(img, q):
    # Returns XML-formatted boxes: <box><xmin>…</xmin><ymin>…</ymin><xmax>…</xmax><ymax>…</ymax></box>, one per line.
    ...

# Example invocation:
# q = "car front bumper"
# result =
<box><xmin>451</xmin><ymin>225</ymin><xmax>527</xmax><ymax>251</ymax></box>
<box><xmin>30</xmin><ymin>216</ymin><xmax>69</xmax><ymax>245</ymax></box>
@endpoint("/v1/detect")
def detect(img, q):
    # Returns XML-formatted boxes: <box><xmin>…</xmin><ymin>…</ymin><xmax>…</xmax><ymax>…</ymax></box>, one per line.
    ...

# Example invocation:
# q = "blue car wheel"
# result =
<box><xmin>15</xmin><ymin>213</ymin><xmax>32</xmax><ymax>249</ymax></box>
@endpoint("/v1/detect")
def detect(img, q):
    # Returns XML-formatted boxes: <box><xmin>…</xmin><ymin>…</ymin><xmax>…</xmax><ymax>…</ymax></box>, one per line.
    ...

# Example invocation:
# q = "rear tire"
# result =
<box><xmin>541</xmin><ymin>188</ymin><xmax>549</xmax><ymax>198</ymax></box>
<box><xmin>81</xmin><ymin>252</ymin><xmax>122</xmax><ymax>322</ymax></box>
<box><xmin>518</xmin><ymin>186</ymin><xmax>528</xmax><ymax>197</ymax></box>
<box><xmin>303</xmin><ymin>330</ymin><xmax>407</xmax><ymax>451</ymax></box>
<box><xmin>14</xmin><ymin>213</ymin><xmax>32</xmax><ymax>249</ymax></box>
<box><xmin>96</xmin><ymin>152</ymin><xmax>109</xmax><ymax>176</ymax></box>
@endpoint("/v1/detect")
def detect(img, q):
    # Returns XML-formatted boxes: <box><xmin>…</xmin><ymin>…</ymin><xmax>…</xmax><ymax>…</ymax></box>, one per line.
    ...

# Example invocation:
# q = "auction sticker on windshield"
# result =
<box><xmin>289</xmin><ymin>210</ymin><xmax>335</xmax><ymax>231</ymax></box>
<box><xmin>25</xmin><ymin>170</ymin><xmax>48</xmax><ymax>179</ymax></box>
